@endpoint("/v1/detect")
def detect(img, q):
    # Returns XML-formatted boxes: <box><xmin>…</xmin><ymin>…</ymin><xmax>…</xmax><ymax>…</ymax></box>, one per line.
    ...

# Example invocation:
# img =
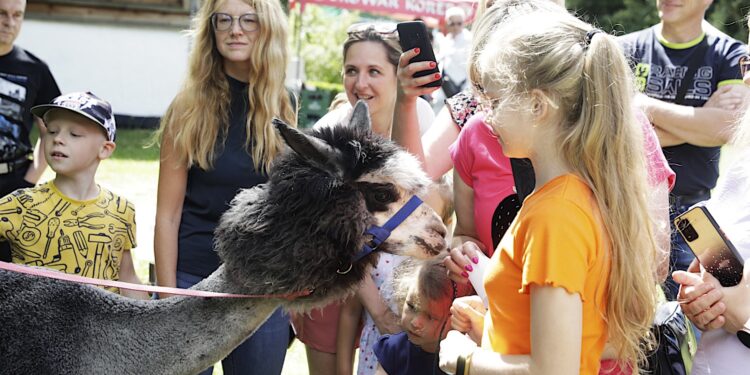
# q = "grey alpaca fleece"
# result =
<box><xmin>0</xmin><ymin>101</ymin><xmax>445</xmax><ymax>374</ymax></box>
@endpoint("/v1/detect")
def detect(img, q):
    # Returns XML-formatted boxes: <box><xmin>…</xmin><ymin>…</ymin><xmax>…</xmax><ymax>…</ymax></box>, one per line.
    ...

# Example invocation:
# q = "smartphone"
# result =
<box><xmin>396</xmin><ymin>21</ymin><xmax>442</xmax><ymax>88</ymax></box>
<box><xmin>674</xmin><ymin>206</ymin><xmax>745</xmax><ymax>287</ymax></box>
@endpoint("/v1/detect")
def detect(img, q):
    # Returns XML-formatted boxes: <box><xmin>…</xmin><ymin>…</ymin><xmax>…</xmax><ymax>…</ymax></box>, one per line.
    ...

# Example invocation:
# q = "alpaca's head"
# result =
<box><xmin>214</xmin><ymin>101</ymin><xmax>447</xmax><ymax>310</ymax></box>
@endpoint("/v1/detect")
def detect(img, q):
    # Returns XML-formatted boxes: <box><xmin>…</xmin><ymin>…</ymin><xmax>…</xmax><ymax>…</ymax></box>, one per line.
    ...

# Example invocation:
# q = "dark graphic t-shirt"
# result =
<box><xmin>0</xmin><ymin>46</ymin><xmax>61</xmax><ymax>159</ymax></box>
<box><xmin>619</xmin><ymin>26</ymin><xmax>746</xmax><ymax>196</ymax></box>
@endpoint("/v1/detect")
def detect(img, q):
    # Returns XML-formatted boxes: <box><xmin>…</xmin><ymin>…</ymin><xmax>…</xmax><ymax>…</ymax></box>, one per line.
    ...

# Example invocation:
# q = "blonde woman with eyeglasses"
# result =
<box><xmin>153</xmin><ymin>0</ymin><xmax>296</xmax><ymax>373</ymax></box>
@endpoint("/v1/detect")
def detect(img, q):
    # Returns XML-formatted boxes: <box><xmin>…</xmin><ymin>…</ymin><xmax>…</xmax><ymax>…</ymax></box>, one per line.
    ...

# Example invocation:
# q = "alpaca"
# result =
<box><xmin>0</xmin><ymin>101</ymin><xmax>447</xmax><ymax>374</ymax></box>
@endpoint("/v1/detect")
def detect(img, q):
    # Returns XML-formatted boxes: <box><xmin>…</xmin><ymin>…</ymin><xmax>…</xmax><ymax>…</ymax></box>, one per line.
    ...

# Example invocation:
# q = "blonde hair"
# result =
<box><xmin>156</xmin><ymin>0</ymin><xmax>296</xmax><ymax>172</ymax></box>
<box><xmin>473</xmin><ymin>6</ymin><xmax>658</xmax><ymax>370</ymax></box>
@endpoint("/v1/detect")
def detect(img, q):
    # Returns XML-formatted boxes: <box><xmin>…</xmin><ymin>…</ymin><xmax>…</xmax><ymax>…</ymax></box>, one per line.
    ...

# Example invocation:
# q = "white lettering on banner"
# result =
<box><xmin>405</xmin><ymin>0</ymin><xmax>473</xmax><ymax>18</ymax></box>
<box><xmin>323</xmin><ymin>0</ymin><xmax>361</xmax><ymax>5</ymax></box>
<box><xmin>362</xmin><ymin>0</ymin><xmax>398</xmax><ymax>9</ymax></box>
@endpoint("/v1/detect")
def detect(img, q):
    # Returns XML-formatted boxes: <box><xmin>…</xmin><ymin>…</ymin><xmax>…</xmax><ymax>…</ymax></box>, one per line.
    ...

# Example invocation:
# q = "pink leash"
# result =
<box><xmin>0</xmin><ymin>261</ymin><xmax>312</xmax><ymax>300</ymax></box>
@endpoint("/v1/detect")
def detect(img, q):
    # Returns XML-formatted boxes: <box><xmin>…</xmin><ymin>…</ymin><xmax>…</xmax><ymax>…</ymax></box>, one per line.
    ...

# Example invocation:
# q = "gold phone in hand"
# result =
<box><xmin>674</xmin><ymin>206</ymin><xmax>745</xmax><ymax>287</ymax></box>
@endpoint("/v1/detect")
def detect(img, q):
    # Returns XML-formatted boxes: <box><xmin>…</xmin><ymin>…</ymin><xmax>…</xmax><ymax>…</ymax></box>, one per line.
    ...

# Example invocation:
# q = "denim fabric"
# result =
<box><xmin>176</xmin><ymin>270</ymin><xmax>290</xmax><ymax>375</ymax></box>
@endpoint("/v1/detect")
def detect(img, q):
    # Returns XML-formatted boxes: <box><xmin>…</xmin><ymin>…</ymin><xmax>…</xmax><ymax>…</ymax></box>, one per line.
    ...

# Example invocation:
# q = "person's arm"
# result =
<box><xmin>636</xmin><ymin>87</ymin><xmax>747</xmax><ymax>147</ymax></box>
<box><xmin>392</xmin><ymin>49</ymin><xmax>459</xmax><ymax>181</ymax></box>
<box><xmin>336</xmin><ymin>296</ymin><xmax>362</xmax><ymax>375</ymax></box>
<box><xmin>451</xmin><ymin>171</ymin><xmax>483</xmax><ymax>249</ymax></box>
<box><xmin>23</xmin><ymin>118</ymin><xmax>48</xmax><ymax>184</ymax></box>
<box><xmin>392</xmin><ymin>48</ymin><xmax>440</xmax><ymax>163</ymax></box>
<box><xmin>719</xmin><ymin>263</ymin><xmax>750</xmax><ymax>334</ymax></box>
<box><xmin>153</xmin><ymin>133</ymin><xmax>188</xmax><ymax>298</ymax></box>
<box><xmin>440</xmin><ymin>285</ymin><xmax>583</xmax><ymax>375</ymax></box>
<box><xmin>118</xmin><ymin>249</ymin><xmax>150</xmax><ymax>300</ymax></box>
<box><xmin>357</xmin><ymin>275</ymin><xmax>401</xmax><ymax>335</ymax></box>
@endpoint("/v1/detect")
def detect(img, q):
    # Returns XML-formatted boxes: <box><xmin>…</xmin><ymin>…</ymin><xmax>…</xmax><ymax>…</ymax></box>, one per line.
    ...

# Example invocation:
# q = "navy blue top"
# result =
<box><xmin>177</xmin><ymin>75</ymin><xmax>267</xmax><ymax>277</ymax></box>
<box><xmin>373</xmin><ymin>332</ymin><xmax>448</xmax><ymax>375</ymax></box>
<box><xmin>619</xmin><ymin>26</ymin><xmax>746</xmax><ymax>196</ymax></box>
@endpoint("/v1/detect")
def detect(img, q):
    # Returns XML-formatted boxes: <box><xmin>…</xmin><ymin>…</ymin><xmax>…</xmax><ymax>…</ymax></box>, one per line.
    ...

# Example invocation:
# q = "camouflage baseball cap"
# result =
<box><xmin>31</xmin><ymin>91</ymin><xmax>116</xmax><ymax>142</ymax></box>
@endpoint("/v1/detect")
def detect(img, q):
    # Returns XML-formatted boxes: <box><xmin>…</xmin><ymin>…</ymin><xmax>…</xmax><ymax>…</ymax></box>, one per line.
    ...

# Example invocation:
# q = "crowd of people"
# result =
<box><xmin>1</xmin><ymin>0</ymin><xmax>749</xmax><ymax>374</ymax></box>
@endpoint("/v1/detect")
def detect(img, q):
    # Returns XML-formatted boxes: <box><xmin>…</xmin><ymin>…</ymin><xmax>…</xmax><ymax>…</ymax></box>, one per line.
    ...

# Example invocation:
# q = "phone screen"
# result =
<box><xmin>675</xmin><ymin>206</ymin><xmax>745</xmax><ymax>287</ymax></box>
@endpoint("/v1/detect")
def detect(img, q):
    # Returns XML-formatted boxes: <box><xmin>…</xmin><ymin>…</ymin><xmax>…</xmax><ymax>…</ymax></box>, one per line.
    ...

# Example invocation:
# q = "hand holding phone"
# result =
<box><xmin>674</xmin><ymin>206</ymin><xmax>745</xmax><ymax>287</ymax></box>
<box><xmin>396</xmin><ymin>21</ymin><xmax>442</xmax><ymax>88</ymax></box>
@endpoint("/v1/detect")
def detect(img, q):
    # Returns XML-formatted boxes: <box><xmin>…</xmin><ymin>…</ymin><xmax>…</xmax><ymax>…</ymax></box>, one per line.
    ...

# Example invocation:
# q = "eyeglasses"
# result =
<box><xmin>740</xmin><ymin>55</ymin><xmax>750</xmax><ymax>77</ymax></box>
<box><xmin>447</xmin><ymin>21</ymin><xmax>463</xmax><ymax>27</ymax></box>
<box><xmin>475</xmin><ymin>89</ymin><xmax>502</xmax><ymax>125</ymax></box>
<box><xmin>211</xmin><ymin>12</ymin><xmax>259</xmax><ymax>33</ymax></box>
<box><xmin>346</xmin><ymin>22</ymin><xmax>398</xmax><ymax>39</ymax></box>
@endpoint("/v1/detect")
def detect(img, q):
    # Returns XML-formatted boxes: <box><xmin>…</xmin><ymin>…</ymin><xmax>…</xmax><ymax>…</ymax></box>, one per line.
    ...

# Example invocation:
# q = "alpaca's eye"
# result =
<box><xmin>358</xmin><ymin>182</ymin><xmax>399</xmax><ymax>212</ymax></box>
<box><xmin>374</xmin><ymin>190</ymin><xmax>390</xmax><ymax>203</ymax></box>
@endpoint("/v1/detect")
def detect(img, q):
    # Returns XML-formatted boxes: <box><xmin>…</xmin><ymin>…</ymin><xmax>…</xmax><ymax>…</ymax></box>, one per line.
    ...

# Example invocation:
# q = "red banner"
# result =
<box><xmin>292</xmin><ymin>0</ymin><xmax>477</xmax><ymax>23</ymax></box>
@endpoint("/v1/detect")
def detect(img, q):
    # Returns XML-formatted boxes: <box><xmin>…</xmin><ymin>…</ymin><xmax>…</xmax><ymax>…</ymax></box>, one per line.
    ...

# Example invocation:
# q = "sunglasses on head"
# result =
<box><xmin>346</xmin><ymin>22</ymin><xmax>398</xmax><ymax>38</ymax></box>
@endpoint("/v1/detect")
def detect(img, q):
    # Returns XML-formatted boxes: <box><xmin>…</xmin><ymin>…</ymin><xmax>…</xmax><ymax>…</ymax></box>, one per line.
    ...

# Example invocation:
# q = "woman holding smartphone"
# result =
<box><xmin>672</xmin><ymin>15</ymin><xmax>750</xmax><ymax>372</ymax></box>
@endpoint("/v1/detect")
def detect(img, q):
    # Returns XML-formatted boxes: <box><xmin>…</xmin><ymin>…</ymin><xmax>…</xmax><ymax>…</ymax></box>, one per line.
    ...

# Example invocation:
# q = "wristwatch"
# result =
<box><xmin>739</xmin><ymin>330</ymin><xmax>750</xmax><ymax>349</ymax></box>
<box><xmin>738</xmin><ymin>320</ymin><xmax>750</xmax><ymax>349</ymax></box>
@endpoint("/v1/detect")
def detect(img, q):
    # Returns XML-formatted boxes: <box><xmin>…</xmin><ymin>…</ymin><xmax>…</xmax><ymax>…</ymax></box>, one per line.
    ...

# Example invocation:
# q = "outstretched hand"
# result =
<box><xmin>443</xmin><ymin>240</ymin><xmax>484</xmax><ymax>285</ymax></box>
<box><xmin>673</xmin><ymin>260</ymin><xmax>725</xmax><ymax>331</ymax></box>
<box><xmin>396</xmin><ymin>48</ymin><xmax>441</xmax><ymax>101</ymax></box>
<box><xmin>450</xmin><ymin>295</ymin><xmax>486</xmax><ymax>344</ymax></box>
<box><xmin>719</xmin><ymin>263</ymin><xmax>750</xmax><ymax>333</ymax></box>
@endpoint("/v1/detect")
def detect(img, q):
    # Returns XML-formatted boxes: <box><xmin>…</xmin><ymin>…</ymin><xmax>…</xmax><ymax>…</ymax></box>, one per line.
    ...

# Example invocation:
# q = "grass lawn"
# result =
<box><xmin>35</xmin><ymin>128</ymin><xmax>311</xmax><ymax>375</ymax></box>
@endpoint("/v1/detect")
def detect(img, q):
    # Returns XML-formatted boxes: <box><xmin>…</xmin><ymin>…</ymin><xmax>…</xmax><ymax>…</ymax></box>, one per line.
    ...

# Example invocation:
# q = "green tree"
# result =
<box><xmin>287</xmin><ymin>6</ymin><xmax>360</xmax><ymax>86</ymax></box>
<box><xmin>568</xmin><ymin>0</ymin><xmax>750</xmax><ymax>41</ymax></box>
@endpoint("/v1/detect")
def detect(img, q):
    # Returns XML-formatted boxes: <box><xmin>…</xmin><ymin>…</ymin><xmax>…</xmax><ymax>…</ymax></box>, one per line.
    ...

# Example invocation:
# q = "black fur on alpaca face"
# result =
<box><xmin>214</xmin><ymin>101</ymin><xmax>447</xmax><ymax>310</ymax></box>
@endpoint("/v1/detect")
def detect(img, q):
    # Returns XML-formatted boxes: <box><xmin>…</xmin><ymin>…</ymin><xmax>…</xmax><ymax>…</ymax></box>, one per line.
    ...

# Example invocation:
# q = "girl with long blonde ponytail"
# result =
<box><xmin>440</xmin><ymin>4</ymin><xmax>661</xmax><ymax>375</ymax></box>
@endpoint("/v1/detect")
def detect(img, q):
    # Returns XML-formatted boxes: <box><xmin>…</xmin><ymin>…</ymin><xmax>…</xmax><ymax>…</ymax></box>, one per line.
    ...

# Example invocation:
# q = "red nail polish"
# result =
<box><xmin>461</xmin><ymin>271</ymin><xmax>469</xmax><ymax>278</ymax></box>
<box><xmin>465</xmin><ymin>264</ymin><xmax>474</xmax><ymax>272</ymax></box>
<box><xmin>472</xmin><ymin>257</ymin><xmax>479</xmax><ymax>264</ymax></box>
<box><xmin>429</xmin><ymin>62</ymin><xmax>436</xmax><ymax>68</ymax></box>
<box><xmin>414</xmin><ymin>48</ymin><xmax>420</xmax><ymax>54</ymax></box>
<box><xmin>434</xmin><ymin>73</ymin><xmax>441</xmax><ymax>79</ymax></box>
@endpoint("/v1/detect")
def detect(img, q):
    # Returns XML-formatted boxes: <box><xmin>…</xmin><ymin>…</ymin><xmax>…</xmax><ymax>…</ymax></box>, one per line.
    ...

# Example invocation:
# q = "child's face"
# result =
<box><xmin>42</xmin><ymin>110</ymin><xmax>113</xmax><ymax>176</ymax></box>
<box><xmin>400</xmin><ymin>284</ymin><xmax>452</xmax><ymax>352</ymax></box>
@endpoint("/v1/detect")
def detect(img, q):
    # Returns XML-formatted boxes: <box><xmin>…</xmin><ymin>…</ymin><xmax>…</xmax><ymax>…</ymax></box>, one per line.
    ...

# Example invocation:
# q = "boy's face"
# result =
<box><xmin>42</xmin><ymin>110</ymin><xmax>114</xmax><ymax>176</ymax></box>
<box><xmin>400</xmin><ymin>283</ymin><xmax>452</xmax><ymax>352</ymax></box>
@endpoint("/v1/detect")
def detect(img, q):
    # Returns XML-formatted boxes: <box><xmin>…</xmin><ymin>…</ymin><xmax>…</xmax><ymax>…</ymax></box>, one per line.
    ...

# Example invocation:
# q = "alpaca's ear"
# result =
<box><xmin>273</xmin><ymin>118</ymin><xmax>344</xmax><ymax>176</ymax></box>
<box><xmin>349</xmin><ymin>100</ymin><xmax>372</xmax><ymax>133</ymax></box>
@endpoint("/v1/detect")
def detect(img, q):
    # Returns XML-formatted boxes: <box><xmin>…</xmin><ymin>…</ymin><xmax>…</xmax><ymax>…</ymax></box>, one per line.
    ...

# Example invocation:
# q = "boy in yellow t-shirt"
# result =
<box><xmin>0</xmin><ymin>92</ymin><xmax>148</xmax><ymax>299</ymax></box>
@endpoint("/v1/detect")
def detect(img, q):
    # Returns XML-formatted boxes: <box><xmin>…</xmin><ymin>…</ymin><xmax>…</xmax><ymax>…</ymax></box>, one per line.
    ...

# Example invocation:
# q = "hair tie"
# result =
<box><xmin>584</xmin><ymin>28</ymin><xmax>603</xmax><ymax>50</ymax></box>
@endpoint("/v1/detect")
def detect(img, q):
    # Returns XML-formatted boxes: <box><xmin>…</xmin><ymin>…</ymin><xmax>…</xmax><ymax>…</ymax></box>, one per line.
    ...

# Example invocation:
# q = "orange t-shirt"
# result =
<box><xmin>481</xmin><ymin>174</ymin><xmax>611</xmax><ymax>375</ymax></box>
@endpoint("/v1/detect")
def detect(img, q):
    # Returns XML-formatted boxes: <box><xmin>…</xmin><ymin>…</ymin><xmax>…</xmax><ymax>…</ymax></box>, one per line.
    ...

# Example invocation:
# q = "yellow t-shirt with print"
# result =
<box><xmin>0</xmin><ymin>181</ymin><xmax>136</xmax><ymax>291</ymax></box>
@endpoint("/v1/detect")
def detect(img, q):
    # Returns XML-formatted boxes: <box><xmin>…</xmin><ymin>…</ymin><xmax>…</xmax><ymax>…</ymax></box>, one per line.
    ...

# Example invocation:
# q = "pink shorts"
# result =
<box><xmin>599</xmin><ymin>360</ymin><xmax>632</xmax><ymax>375</ymax></box>
<box><xmin>291</xmin><ymin>301</ymin><xmax>343</xmax><ymax>354</ymax></box>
